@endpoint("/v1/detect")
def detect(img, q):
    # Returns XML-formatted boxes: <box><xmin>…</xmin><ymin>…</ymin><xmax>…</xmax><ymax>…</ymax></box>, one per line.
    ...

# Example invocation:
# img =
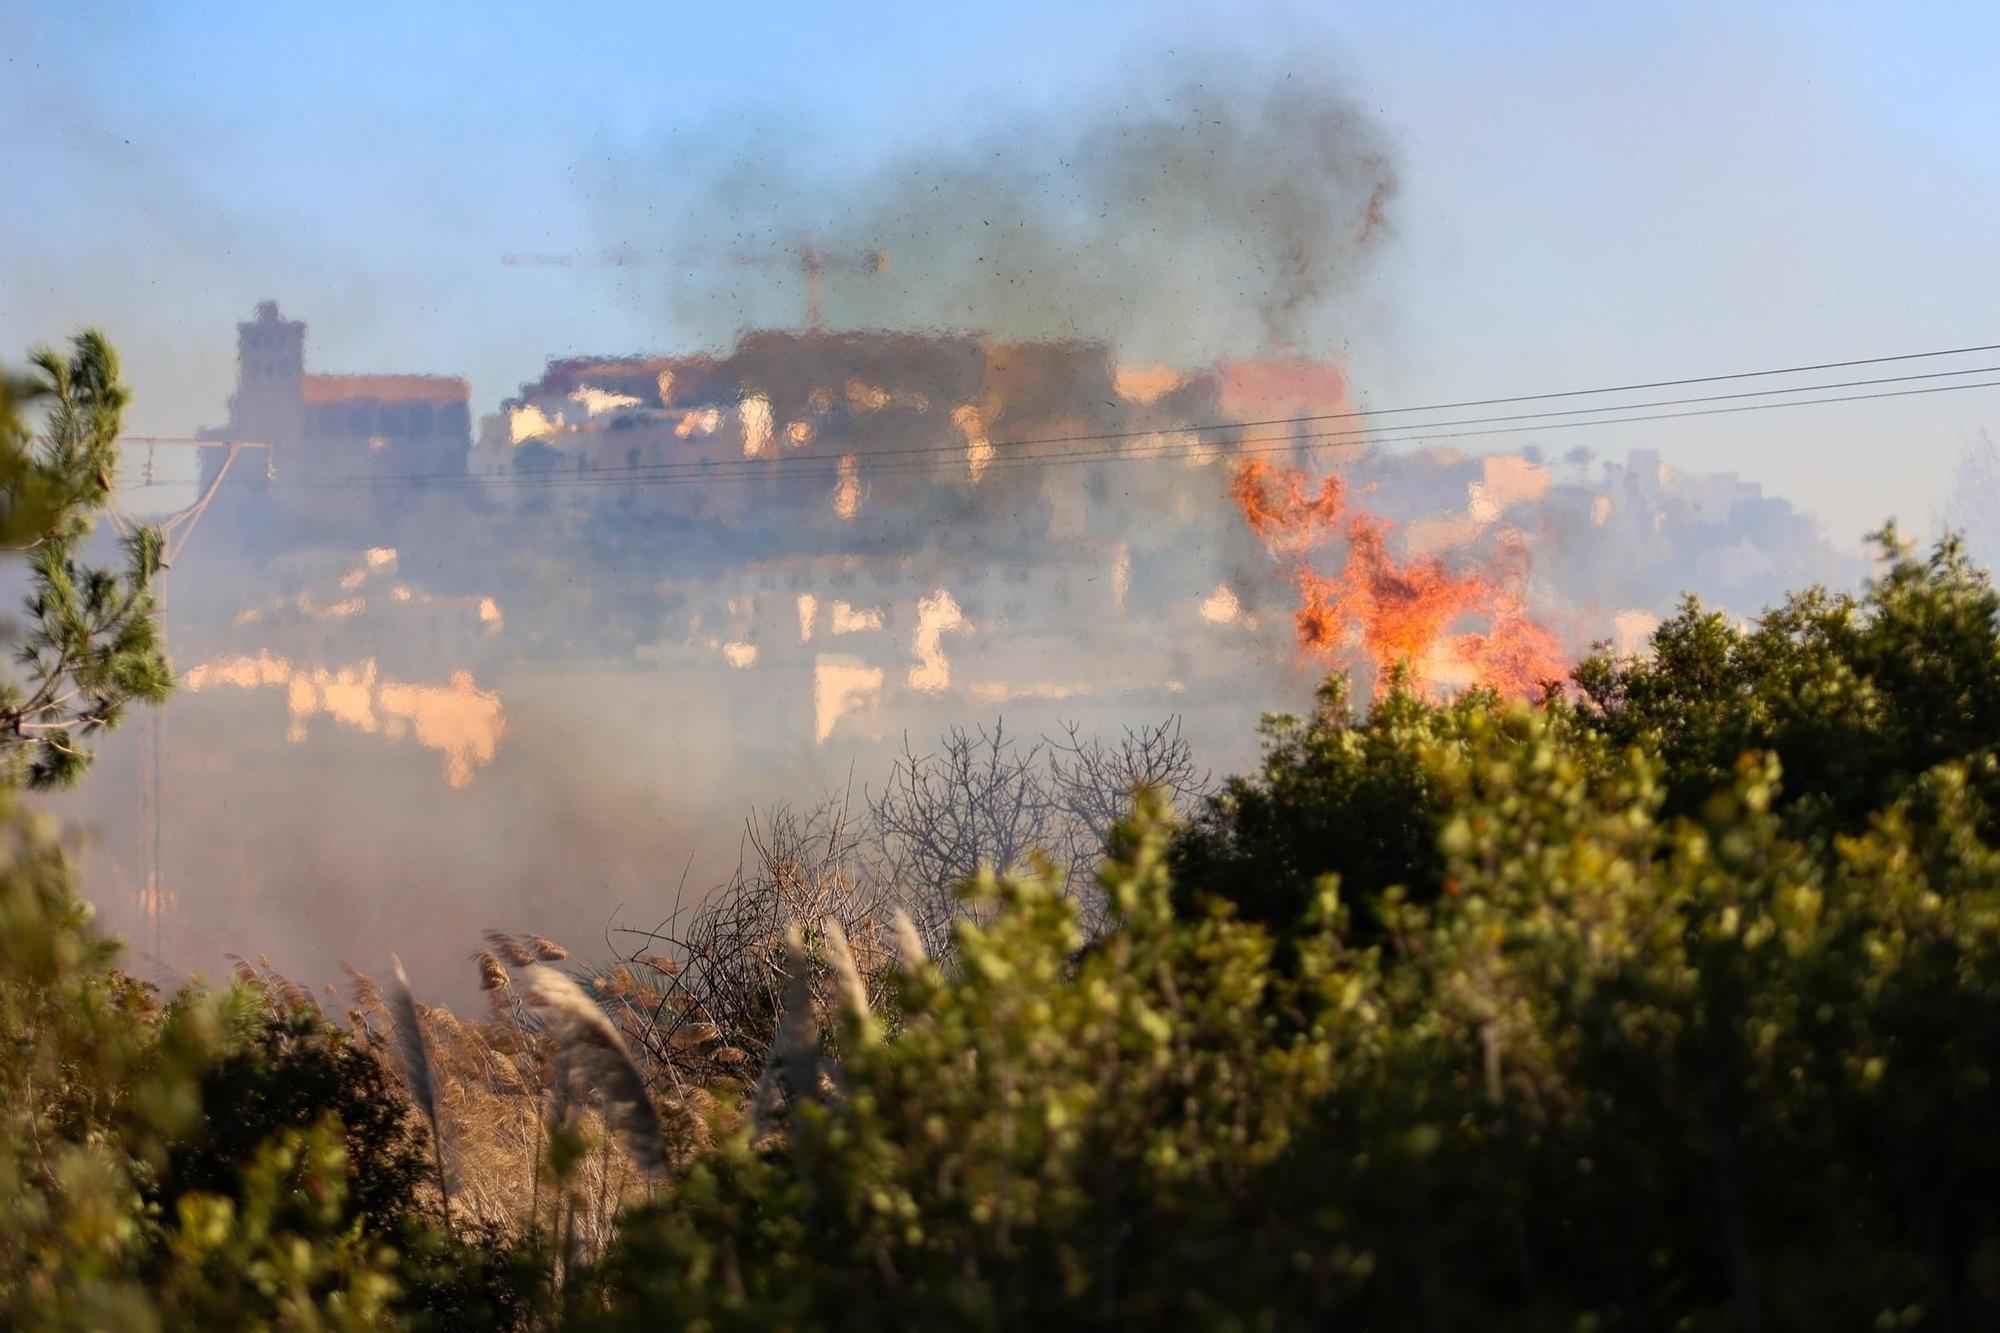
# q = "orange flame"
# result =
<box><xmin>1452</xmin><ymin>592</ymin><xmax>1568</xmax><ymax>695</ymax></box>
<box><xmin>1229</xmin><ymin>457</ymin><xmax>1348</xmax><ymax>552</ymax></box>
<box><xmin>1232</xmin><ymin>460</ymin><xmax>1566</xmax><ymax>698</ymax></box>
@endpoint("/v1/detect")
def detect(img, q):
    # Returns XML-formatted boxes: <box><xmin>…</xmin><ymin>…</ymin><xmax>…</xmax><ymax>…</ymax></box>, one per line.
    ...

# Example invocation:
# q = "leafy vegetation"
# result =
<box><xmin>5</xmin><ymin>333</ymin><xmax>2000</xmax><ymax>1326</ymax></box>
<box><xmin>0</xmin><ymin>332</ymin><xmax>171</xmax><ymax>787</ymax></box>
<box><xmin>580</xmin><ymin>526</ymin><xmax>2000</xmax><ymax>1328</ymax></box>
<box><xmin>0</xmin><ymin>337</ymin><xmax>523</xmax><ymax>1329</ymax></box>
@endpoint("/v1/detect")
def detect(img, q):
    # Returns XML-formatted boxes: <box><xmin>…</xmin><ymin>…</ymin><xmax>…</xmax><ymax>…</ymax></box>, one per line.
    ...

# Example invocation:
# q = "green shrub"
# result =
<box><xmin>580</xmin><ymin>535</ymin><xmax>2000</xmax><ymax>1328</ymax></box>
<box><xmin>0</xmin><ymin>331</ymin><xmax>530</xmax><ymax>1330</ymax></box>
<box><xmin>8</xmin><ymin>329</ymin><xmax>1999</xmax><ymax>1325</ymax></box>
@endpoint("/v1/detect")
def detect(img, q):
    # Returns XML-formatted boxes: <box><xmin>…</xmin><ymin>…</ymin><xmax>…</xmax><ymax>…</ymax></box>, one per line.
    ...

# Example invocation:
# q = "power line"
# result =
<box><xmin>1239</xmin><ymin>340</ymin><xmax>2000</xmax><ymax>424</ymax></box>
<box><xmin>858</xmin><ymin>336</ymin><xmax>2000</xmax><ymax>452</ymax></box>
<box><xmin>302</xmin><ymin>358</ymin><xmax>2000</xmax><ymax>488</ymax></box>
<box><xmin>256</xmin><ymin>365</ymin><xmax>2000</xmax><ymax>494</ymax></box>
<box><xmin>543</xmin><ymin>335</ymin><xmax>2000</xmax><ymax>466</ymax></box>
<box><xmin>476</xmin><ymin>374</ymin><xmax>2000</xmax><ymax>491</ymax></box>
<box><xmin>253</xmin><ymin>342</ymin><xmax>2000</xmax><ymax>490</ymax></box>
<box><xmin>273</xmin><ymin>374</ymin><xmax>2000</xmax><ymax>493</ymax></box>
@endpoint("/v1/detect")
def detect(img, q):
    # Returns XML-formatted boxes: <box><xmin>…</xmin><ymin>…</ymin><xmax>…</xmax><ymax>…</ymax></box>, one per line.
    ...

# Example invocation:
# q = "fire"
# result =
<box><xmin>1230</xmin><ymin>457</ymin><xmax>1348</xmax><ymax>552</ymax></box>
<box><xmin>1332</xmin><ymin>511</ymin><xmax>1491</xmax><ymax>668</ymax></box>
<box><xmin>1451</xmin><ymin>593</ymin><xmax>1568</xmax><ymax>695</ymax></box>
<box><xmin>1232</xmin><ymin>459</ymin><xmax>1567</xmax><ymax>698</ymax></box>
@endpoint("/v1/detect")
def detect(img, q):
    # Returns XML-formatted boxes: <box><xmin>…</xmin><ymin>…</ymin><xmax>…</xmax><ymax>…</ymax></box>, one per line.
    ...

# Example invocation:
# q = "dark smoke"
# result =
<box><xmin>40</xmin><ymin>49</ymin><xmax>1871</xmax><ymax>1016</ymax></box>
<box><xmin>589</xmin><ymin>57</ymin><xmax>1396</xmax><ymax>361</ymax></box>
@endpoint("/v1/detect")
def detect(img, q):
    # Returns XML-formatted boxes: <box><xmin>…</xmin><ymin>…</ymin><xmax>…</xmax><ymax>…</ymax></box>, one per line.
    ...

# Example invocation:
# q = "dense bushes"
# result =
<box><xmin>0</xmin><ymin>819</ymin><xmax>537</xmax><ymax>1329</ymax></box>
<box><xmin>587</xmin><ymin>735</ymin><xmax>2000</xmax><ymax>1327</ymax></box>
<box><xmin>12</xmin><ymin>529</ymin><xmax>2000</xmax><ymax>1327</ymax></box>
<box><xmin>580</xmin><ymin>530</ymin><xmax>2000</xmax><ymax>1328</ymax></box>
<box><xmin>0</xmin><ymin>334</ymin><xmax>528</xmax><ymax>1329</ymax></box>
<box><xmin>6</xmin><ymin>333</ymin><xmax>2000</xmax><ymax>1326</ymax></box>
<box><xmin>1175</xmin><ymin>526</ymin><xmax>2000</xmax><ymax>935</ymax></box>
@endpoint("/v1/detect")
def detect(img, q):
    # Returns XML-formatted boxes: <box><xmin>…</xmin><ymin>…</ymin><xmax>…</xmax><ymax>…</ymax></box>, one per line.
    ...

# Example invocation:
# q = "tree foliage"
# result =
<box><xmin>0</xmin><ymin>798</ymin><xmax>411</xmax><ymax>1328</ymax></box>
<box><xmin>0</xmin><ymin>332</ymin><xmax>171</xmax><ymax>788</ymax></box>
<box><xmin>6</xmin><ymin>331</ymin><xmax>2000</xmax><ymax>1331</ymax></box>
<box><xmin>1176</xmin><ymin>527</ymin><xmax>2000</xmax><ymax>937</ymax></box>
<box><xmin>0</xmin><ymin>806</ymin><xmax>533</xmax><ymax>1330</ymax></box>
<box><xmin>580</xmin><ymin>531</ymin><xmax>2000</xmax><ymax>1328</ymax></box>
<box><xmin>1572</xmin><ymin>525</ymin><xmax>2000</xmax><ymax>834</ymax></box>
<box><xmin>0</xmin><ymin>334</ymin><xmax>527</xmax><ymax>1330</ymax></box>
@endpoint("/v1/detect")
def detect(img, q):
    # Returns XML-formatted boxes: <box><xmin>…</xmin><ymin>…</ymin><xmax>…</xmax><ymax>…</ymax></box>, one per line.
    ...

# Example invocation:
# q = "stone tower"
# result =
<box><xmin>226</xmin><ymin>300</ymin><xmax>305</xmax><ymax>446</ymax></box>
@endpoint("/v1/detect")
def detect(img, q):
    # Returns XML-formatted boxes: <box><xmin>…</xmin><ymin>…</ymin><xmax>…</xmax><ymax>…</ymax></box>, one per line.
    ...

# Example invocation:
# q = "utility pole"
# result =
<box><xmin>112</xmin><ymin>438</ymin><xmax>271</xmax><ymax>962</ymax></box>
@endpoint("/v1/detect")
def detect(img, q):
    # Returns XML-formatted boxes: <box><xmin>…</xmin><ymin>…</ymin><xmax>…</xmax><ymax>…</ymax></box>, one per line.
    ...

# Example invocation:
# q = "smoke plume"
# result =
<box><xmin>589</xmin><ymin>57</ymin><xmax>1396</xmax><ymax>361</ymax></box>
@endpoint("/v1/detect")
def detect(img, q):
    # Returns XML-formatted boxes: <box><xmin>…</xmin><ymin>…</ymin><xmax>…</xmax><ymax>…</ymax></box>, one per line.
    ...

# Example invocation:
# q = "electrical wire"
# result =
<box><xmin>245</xmin><ymin>367</ymin><xmax>2000</xmax><ymax>494</ymax></box>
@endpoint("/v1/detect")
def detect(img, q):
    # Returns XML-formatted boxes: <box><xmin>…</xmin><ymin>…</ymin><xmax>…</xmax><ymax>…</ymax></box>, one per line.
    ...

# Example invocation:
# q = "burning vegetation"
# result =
<box><xmin>7</xmin><ymin>28</ymin><xmax>1986</xmax><ymax>1327</ymax></box>
<box><xmin>59</xmin><ymin>55</ymin><xmax>1865</xmax><ymax>1046</ymax></box>
<box><xmin>1231</xmin><ymin>457</ymin><xmax>1569</xmax><ymax>697</ymax></box>
<box><xmin>90</xmin><ymin>290</ymin><xmax>1865</xmax><ymax>1008</ymax></box>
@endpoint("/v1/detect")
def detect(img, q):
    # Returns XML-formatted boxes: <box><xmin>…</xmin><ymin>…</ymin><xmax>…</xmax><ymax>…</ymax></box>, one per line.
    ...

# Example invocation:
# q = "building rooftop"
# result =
<box><xmin>1214</xmin><ymin>357</ymin><xmax>1350</xmax><ymax>417</ymax></box>
<box><xmin>303</xmin><ymin>374</ymin><xmax>469</xmax><ymax>405</ymax></box>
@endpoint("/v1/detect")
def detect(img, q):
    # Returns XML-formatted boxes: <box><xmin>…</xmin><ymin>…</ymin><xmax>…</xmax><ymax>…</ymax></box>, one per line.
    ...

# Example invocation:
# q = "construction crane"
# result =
<box><xmin>501</xmin><ymin>242</ymin><xmax>889</xmax><ymax>330</ymax></box>
<box><xmin>108</xmin><ymin>437</ymin><xmax>272</xmax><ymax>962</ymax></box>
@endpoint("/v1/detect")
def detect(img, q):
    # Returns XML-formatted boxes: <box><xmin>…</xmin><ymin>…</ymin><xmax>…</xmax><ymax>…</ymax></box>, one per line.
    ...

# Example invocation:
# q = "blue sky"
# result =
<box><xmin>4</xmin><ymin>0</ymin><xmax>1997</xmax><ymax>542</ymax></box>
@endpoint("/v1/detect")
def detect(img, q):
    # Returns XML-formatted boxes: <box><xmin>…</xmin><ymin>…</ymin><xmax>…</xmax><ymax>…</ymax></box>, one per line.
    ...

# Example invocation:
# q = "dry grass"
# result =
<box><xmin>596</xmin><ymin>796</ymin><xmax>897</xmax><ymax>1090</ymax></box>
<box><xmin>236</xmin><ymin>720</ymin><xmax>1190</xmax><ymax>1264</ymax></box>
<box><xmin>331</xmin><ymin>935</ymin><xmax>719</xmax><ymax>1264</ymax></box>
